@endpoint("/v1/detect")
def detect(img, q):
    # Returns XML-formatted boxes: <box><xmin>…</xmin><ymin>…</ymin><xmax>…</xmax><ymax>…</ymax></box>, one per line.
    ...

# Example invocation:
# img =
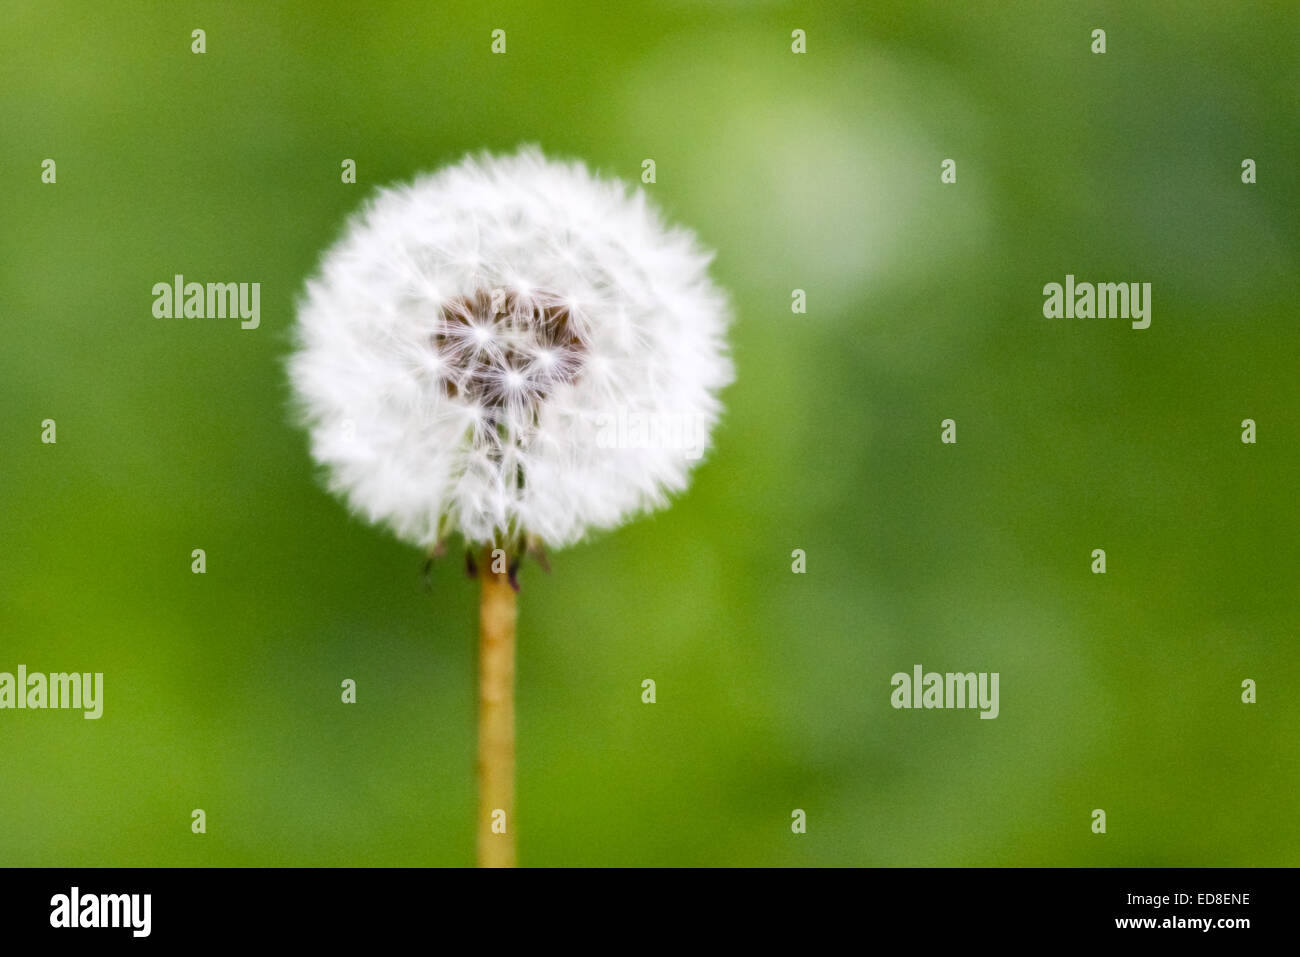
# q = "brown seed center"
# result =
<box><xmin>430</xmin><ymin>289</ymin><xmax>586</xmax><ymax>414</ymax></box>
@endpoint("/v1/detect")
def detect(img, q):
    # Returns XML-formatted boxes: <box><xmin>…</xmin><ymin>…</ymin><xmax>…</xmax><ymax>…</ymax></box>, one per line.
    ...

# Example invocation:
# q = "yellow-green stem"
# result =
<box><xmin>476</xmin><ymin>550</ymin><xmax>517</xmax><ymax>867</ymax></box>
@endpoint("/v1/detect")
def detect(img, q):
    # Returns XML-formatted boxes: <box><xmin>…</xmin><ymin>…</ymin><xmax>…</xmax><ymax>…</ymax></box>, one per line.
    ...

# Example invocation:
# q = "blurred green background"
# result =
<box><xmin>2</xmin><ymin>0</ymin><xmax>1297</xmax><ymax>866</ymax></box>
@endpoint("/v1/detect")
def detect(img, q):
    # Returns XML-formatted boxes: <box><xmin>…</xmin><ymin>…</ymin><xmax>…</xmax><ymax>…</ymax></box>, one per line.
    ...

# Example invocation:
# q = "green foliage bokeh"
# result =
<box><xmin>1</xmin><ymin>0</ymin><xmax>1297</xmax><ymax>866</ymax></box>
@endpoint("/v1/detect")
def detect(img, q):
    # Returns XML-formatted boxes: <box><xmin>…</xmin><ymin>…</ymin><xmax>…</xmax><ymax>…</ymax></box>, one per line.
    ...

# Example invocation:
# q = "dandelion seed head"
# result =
<box><xmin>290</xmin><ymin>146</ymin><xmax>732</xmax><ymax>550</ymax></box>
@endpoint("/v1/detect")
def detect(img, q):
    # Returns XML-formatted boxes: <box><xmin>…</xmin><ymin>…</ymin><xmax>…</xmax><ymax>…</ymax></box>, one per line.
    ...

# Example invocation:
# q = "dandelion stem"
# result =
<box><xmin>476</xmin><ymin>549</ymin><xmax>517</xmax><ymax>867</ymax></box>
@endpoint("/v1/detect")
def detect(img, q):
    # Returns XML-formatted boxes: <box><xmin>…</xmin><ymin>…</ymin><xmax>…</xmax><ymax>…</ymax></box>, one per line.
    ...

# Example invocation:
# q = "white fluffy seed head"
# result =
<box><xmin>289</xmin><ymin>146</ymin><xmax>733</xmax><ymax>551</ymax></box>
